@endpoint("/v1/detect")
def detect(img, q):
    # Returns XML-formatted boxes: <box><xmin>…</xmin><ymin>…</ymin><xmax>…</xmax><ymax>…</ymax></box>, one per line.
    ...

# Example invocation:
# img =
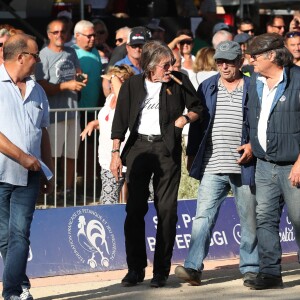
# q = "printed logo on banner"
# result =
<box><xmin>280</xmin><ymin>215</ymin><xmax>295</xmax><ymax>243</ymax></box>
<box><xmin>68</xmin><ymin>208</ymin><xmax>116</xmax><ymax>269</ymax></box>
<box><xmin>233</xmin><ymin>223</ymin><xmax>241</xmax><ymax>245</ymax></box>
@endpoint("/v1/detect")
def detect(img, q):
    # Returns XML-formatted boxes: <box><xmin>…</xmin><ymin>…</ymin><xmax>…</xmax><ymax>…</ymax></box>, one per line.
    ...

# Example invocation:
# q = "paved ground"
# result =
<box><xmin>4</xmin><ymin>254</ymin><xmax>300</xmax><ymax>300</ymax></box>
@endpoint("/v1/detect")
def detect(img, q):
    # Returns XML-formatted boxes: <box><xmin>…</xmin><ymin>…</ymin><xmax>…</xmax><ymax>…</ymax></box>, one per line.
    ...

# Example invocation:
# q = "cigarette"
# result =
<box><xmin>170</xmin><ymin>74</ymin><xmax>183</xmax><ymax>85</ymax></box>
<box><xmin>166</xmin><ymin>88</ymin><xmax>172</xmax><ymax>95</ymax></box>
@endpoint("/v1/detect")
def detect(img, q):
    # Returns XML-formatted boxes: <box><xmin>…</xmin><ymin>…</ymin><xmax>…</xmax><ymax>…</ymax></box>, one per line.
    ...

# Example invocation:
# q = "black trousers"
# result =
<box><xmin>124</xmin><ymin>139</ymin><xmax>181</xmax><ymax>276</ymax></box>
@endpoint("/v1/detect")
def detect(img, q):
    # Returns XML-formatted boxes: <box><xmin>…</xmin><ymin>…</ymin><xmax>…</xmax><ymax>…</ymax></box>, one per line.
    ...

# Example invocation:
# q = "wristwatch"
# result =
<box><xmin>182</xmin><ymin>115</ymin><xmax>191</xmax><ymax>123</ymax></box>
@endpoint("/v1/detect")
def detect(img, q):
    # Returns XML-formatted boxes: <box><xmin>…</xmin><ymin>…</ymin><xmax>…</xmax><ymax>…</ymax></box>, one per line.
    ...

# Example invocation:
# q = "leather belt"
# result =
<box><xmin>259</xmin><ymin>158</ymin><xmax>293</xmax><ymax>166</ymax></box>
<box><xmin>136</xmin><ymin>134</ymin><xmax>163</xmax><ymax>142</ymax></box>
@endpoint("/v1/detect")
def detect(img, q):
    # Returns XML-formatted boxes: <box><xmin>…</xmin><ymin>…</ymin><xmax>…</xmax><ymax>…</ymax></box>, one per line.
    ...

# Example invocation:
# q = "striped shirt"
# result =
<box><xmin>201</xmin><ymin>79</ymin><xmax>243</xmax><ymax>174</ymax></box>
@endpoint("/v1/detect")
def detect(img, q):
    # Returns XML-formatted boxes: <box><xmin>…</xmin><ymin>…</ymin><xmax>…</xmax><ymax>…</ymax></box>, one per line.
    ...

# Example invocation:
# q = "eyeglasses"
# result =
<box><xmin>22</xmin><ymin>51</ymin><xmax>40</xmax><ymax>60</ymax></box>
<box><xmin>96</xmin><ymin>30</ymin><xmax>106</xmax><ymax>35</ymax></box>
<box><xmin>78</xmin><ymin>32</ymin><xmax>96</xmax><ymax>39</ymax></box>
<box><xmin>285</xmin><ymin>31</ymin><xmax>300</xmax><ymax>38</ymax></box>
<box><xmin>115</xmin><ymin>38</ymin><xmax>123</xmax><ymax>44</ymax></box>
<box><xmin>215</xmin><ymin>59</ymin><xmax>237</xmax><ymax>66</ymax></box>
<box><xmin>49</xmin><ymin>30</ymin><xmax>66</xmax><ymax>35</ymax></box>
<box><xmin>241</xmin><ymin>29</ymin><xmax>254</xmax><ymax>34</ymax></box>
<box><xmin>179</xmin><ymin>40</ymin><xmax>193</xmax><ymax>46</ymax></box>
<box><xmin>249</xmin><ymin>53</ymin><xmax>266</xmax><ymax>61</ymax></box>
<box><xmin>157</xmin><ymin>59</ymin><xmax>176</xmax><ymax>70</ymax></box>
<box><xmin>129</xmin><ymin>44</ymin><xmax>143</xmax><ymax>49</ymax></box>
<box><xmin>271</xmin><ymin>25</ymin><xmax>285</xmax><ymax>30</ymax></box>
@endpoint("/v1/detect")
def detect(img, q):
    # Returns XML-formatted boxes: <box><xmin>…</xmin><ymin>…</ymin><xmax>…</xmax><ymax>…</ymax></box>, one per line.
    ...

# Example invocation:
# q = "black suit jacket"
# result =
<box><xmin>111</xmin><ymin>71</ymin><xmax>204</xmax><ymax>165</ymax></box>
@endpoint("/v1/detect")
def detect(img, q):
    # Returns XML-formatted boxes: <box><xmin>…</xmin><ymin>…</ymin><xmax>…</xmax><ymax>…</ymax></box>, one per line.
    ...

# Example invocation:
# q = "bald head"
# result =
<box><xmin>3</xmin><ymin>33</ymin><xmax>36</xmax><ymax>61</ymax></box>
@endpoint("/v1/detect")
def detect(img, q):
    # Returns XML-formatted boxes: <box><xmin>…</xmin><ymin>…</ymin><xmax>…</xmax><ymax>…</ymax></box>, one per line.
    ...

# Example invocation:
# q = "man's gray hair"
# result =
<box><xmin>74</xmin><ymin>20</ymin><xmax>94</xmax><ymax>35</ymax></box>
<box><xmin>116</xmin><ymin>26</ymin><xmax>131</xmax><ymax>35</ymax></box>
<box><xmin>141</xmin><ymin>40</ymin><xmax>174</xmax><ymax>78</ymax></box>
<box><xmin>212</xmin><ymin>30</ymin><xmax>233</xmax><ymax>49</ymax></box>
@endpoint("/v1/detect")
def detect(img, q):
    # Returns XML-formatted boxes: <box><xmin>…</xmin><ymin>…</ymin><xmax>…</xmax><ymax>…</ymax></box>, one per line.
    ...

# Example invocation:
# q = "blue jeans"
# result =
<box><xmin>255</xmin><ymin>159</ymin><xmax>300</xmax><ymax>276</ymax></box>
<box><xmin>0</xmin><ymin>171</ymin><xmax>40</xmax><ymax>299</ymax></box>
<box><xmin>184</xmin><ymin>173</ymin><xmax>259</xmax><ymax>274</ymax></box>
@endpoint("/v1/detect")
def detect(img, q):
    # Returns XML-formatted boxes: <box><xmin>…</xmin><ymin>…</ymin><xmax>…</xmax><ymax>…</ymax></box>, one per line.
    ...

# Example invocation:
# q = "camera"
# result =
<box><xmin>75</xmin><ymin>74</ymin><xmax>85</xmax><ymax>82</ymax></box>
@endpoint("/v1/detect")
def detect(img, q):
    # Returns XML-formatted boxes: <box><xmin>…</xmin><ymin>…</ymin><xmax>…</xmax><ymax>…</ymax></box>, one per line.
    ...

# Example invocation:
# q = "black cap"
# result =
<box><xmin>246</xmin><ymin>33</ymin><xmax>284</xmax><ymax>55</ymax></box>
<box><xmin>127</xmin><ymin>26</ymin><xmax>151</xmax><ymax>46</ymax></box>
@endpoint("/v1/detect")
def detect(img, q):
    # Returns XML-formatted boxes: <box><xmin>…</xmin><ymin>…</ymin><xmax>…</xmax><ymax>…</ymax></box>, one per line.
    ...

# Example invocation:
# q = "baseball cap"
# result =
<box><xmin>213</xmin><ymin>41</ymin><xmax>242</xmax><ymax>60</ymax></box>
<box><xmin>213</xmin><ymin>22</ymin><xmax>230</xmax><ymax>35</ymax></box>
<box><xmin>147</xmin><ymin>18</ymin><xmax>165</xmax><ymax>32</ymax></box>
<box><xmin>234</xmin><ymin>33</ymin><xmax>251</xmax><ymax>44</ymax></box>
<box><xmin>246</xmin><ymin>33</ymin><xmax>284</xmax><ymax>55</ymax></box>
<box><xmin>127</xmin><ymin>26</ymin><xmax>151</xmax><ymax>46</ymax></box>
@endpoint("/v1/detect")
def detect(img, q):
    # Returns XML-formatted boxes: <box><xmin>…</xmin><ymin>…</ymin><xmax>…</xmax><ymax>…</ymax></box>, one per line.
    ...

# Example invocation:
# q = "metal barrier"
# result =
<box><xmin>39</xmin><ymin>107</ymin><xmax>105</xmax><ymax>209</ymax></box>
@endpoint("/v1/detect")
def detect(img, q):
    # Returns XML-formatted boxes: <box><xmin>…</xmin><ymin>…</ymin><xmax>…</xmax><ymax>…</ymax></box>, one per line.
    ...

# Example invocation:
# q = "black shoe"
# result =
<box><xmin>246</xmin><ymin>273</ymin><xmax>283</xmax><ymax>290</ymax></box>
<box><xmin>121</xmin><ymin>269</ymin><xmax>145</xmax><ymax>287</ymax></box>
<box><xmin>243</xmin><ymin>272</ymin><xmax>258</xmax><ymax>287</ymax></box>
<box><xmin>150</xmin><ymin>273</ymin><xmax>167</xmax><ymax>288</ymax></box>
<box><xmin>175</xmin><ymin>265</ymin><xmax>202</xmax><ymax>286</ymax></box>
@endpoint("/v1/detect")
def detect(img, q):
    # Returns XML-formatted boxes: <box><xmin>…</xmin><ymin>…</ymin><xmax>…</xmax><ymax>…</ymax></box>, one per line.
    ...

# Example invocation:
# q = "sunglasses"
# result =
<box><xmin>49</xmin><ymin>30</ymin><xmax>66</xmax><ymax>35</ymax></box>
<box><xmin>22</xmin><ymin>51</ymin><xmax>40</xmax><ymax>60</ymax></box>
<box><xmin>179</xmin><ymin>40</ymin><xmax>193</xmax><ymax>46</ymax></box>
<box><xmin>0</xmin><ymin>42</ymin><xmax>3</xmax><ymax>47</ymax></box>
<box><xmin>249</xmin><ymin>53</ymin><xmax>266</xmax><ymax>61</ymax></box>
<box><xmin>115</xmin><ymin>38</ymin><xmax>123</xmax><ymax>44</ymax></box>
<box><xmin>241</xmin><ymin>29</ymin><xmax>254</xmax><ymax>34</ymax></box>
<box><xmin>215</xmin><ymin>59</ymin><xmax>237</xmax><ymax>66</ymax></box>
<box><xmin>129</xmin><ymin>44</ymin><xmax>143</xmax><ymax>49</ymax></box>
<box><xmin>285</xmin><ymin>31</ymin><xmax>300</xmax><ymax>38</ymax></box>
<box><xmin>78</xmin><ymin>32</ymin><xmax>96</xmax><ymax>39</ymax></box>
<box><xmin>157</xmin><ymin>58</ymin><xmax>176</xmax><ymax>70</ymax></box>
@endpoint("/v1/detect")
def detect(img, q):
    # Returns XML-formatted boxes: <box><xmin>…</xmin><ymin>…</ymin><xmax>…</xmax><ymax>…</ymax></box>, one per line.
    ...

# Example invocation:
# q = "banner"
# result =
<box><xmin>0</xmin><ymin>198</ymin><xmax>296</xmax><ymax>278</ymax></box>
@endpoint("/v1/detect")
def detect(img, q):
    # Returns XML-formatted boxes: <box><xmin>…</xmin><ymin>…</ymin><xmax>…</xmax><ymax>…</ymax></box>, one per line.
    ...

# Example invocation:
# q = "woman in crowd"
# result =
<box><xmin>190</xmin><ymin>46</ymin><xmax>218</xmax><ymax>90</ymax></box>
<box><xmin>80</xmin><ymin>64</ymin><xmax>134</xmax><ymax>204</ymax></box>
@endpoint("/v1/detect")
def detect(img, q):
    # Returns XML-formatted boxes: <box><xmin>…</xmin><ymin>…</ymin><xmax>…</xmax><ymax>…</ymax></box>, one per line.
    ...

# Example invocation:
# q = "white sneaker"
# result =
<box><xmin>20</xmin><ymin>288</ymin><xmax>33</xmax><ymax>300</ymax></box>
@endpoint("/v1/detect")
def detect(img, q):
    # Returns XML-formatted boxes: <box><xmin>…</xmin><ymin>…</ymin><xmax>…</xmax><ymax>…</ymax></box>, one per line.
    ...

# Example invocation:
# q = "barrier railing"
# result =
<box><xmin>39</xmin><ymin>107</ymin><xmax>105</xmax><ymax>208</ymax></box>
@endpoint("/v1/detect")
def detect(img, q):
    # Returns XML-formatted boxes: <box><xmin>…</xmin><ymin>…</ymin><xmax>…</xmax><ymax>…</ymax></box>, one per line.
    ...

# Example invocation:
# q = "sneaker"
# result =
<box><xmin>175</xmin><ymin>265</ymin><xmax>202</xmax><ymax>286</ymax></box>
<box><xmin>121</xmin><ymin>269</ymin><xmax>145</xmax><ymax>287</ymax></box>
<box><xmin>243</xmin><ymin>272</ymin><xmax>258</xmax><ymax>287</ymax></box>
<box><xmin>8</xmin><ymin>296</ymin><xmax>20</xmax><ymax>300</ymax></box>
<box><xmin>20</xmin><ymin>288</ymin><xmax>33</xmax><ymax>300</ymax></box>
<box><xmin>150</xmin><ymin>273</ymin><xmax>167</xmax><ymax>288</ymax></box>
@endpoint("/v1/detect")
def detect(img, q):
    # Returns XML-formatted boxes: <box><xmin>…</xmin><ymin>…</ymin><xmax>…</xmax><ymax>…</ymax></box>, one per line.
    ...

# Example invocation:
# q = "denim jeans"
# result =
<box><xmin>255</xmin><ymin>159</ymin><xmax>300</xmax><ymax>276</ymax></box>
<box><xmin>184</xmin><ymin>173</ymin><xmax>259</xmax><ymax>274</ymax></box>
<box><xmin>0</xmin><ymin>171</ymin><xmax>40</xmax><ymax>299</ymax></box>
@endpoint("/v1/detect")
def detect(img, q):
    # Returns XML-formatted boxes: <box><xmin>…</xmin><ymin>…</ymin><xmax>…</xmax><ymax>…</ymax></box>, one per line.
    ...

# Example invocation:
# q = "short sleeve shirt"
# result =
<box><xmin>0</xmin><ymin>64</ymin><xmax>49</xmax><ymax>185</ymax></box>
<box><xmin>35</xmin><ymin>46</ymin><xmax>80</xmax><ymax>123</ymax></box>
